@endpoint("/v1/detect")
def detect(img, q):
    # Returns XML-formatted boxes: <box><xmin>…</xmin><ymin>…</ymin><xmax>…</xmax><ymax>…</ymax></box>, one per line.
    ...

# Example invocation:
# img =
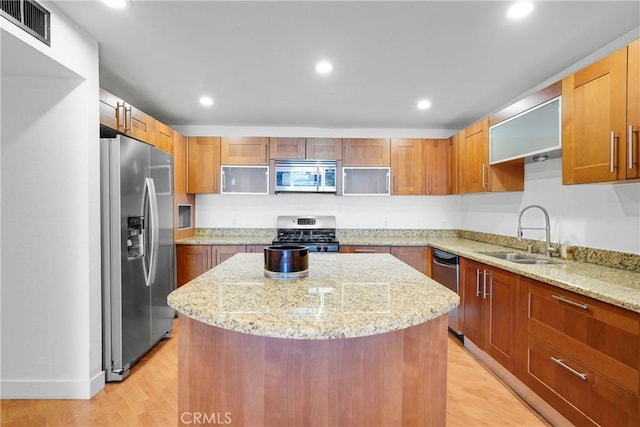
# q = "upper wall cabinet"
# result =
<box><xmin>391</xmin><ymin>138</ymin><xmax>424</xmax><ymax>195</ymax></box>
<box><xmin>187</xmin><ymin>137</ymin><xmax>221</xmax><ymax>194</ymax></box>
<box><xmin>221</xmin><ymin>137</ymin><xmax>269</xmax><ymax>165</ymax></box>
<box><xmin>155</xmin><ymin>120</ymin><xmax>174</xmax><ymax>154</ymax></box>
<box><xmin>99</xmin><ymin>88</ymin><xmax>156</xmax><ymax>146</ymax></box>
<box><xmin>562</xmin><ymin>39</ymin><xmax>639</xmax><ymax>184</ymax></box>
<box><xmin>459</xmin><ymin>118</ymin><xmax>524</xmax><ymax>193</ymax></box>
<box><xmin>269</xmin><ymin>138</ymin><xmax>342</xmax><ymax>160</ymax></box>
<box><xmin>424</xmin><ymin>139</ymin><xmax>449</xmax><ymax>195</ymax></box>
<box><xmin>487</xmin><ymin>81</ymin><xmax>562</xmax><ymax>167</ymax></box>
<box><xmin>489</xmin><ymin>97</ymin><xmax>561</xmax><ymax>165</ymax></box>
<box><xmin>448</xmin><ymin>134</ymin><xmax>461</xmax><ymax>195</ymax></box>
<box><xmin>306</xmin><ymin>138</ymin><xmax>343</xmax><ymax>160</ymax></box>
<box><xmin>343</xmin><ymin>138</ymin><xmax>391</xmax><ymax>166</ymax></box>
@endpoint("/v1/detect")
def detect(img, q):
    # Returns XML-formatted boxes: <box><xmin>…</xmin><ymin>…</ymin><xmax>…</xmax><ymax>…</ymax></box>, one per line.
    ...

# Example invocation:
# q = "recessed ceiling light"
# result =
<box><xmin>507</xmin><ymin>2</ymin><xmax>534</xmax><ymax>19</ymax></box>
<box><xmin>102</xmin><ymin>0</ymin><xmax>129</xmax><ymax>9</ymax></box>
<box><xmin>417</xmin><ymin>100</ymin><xmax>432</xmax><ymax>110</ymax></box>
<box><xmin>199</xmin><ymin>96</ymin><xmax>214</xmax><ymax>107</ymax></box>
<box><xmin>315</xmin><ymin>60</ymin><xmax>333</xmax><ymax>75</ymax></box>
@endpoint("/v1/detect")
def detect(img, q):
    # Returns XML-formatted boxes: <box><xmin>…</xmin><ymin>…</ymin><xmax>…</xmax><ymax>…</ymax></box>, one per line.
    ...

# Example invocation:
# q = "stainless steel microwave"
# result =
<box><xmin>274</xmin><ymin>159</ymin><xmax>337</xmax><ymax>193</ymax></box>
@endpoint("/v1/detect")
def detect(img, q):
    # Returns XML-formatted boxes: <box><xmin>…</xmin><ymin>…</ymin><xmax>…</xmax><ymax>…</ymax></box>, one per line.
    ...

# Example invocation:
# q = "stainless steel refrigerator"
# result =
<box><xmin>100</xmin><ymin>134</ymin><xmax>175</xmax><ymax>382</ymax></box>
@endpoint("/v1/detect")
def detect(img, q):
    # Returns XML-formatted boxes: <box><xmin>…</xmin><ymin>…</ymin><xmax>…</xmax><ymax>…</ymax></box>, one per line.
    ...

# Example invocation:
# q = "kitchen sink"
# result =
<box><xmin>478</xmin><ymin>252</ymin><xmax>557</xmax><ymax>265</ymax></box>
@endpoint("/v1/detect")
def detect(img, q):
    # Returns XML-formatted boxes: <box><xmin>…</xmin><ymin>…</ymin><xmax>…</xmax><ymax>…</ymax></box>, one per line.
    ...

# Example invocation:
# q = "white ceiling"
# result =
<box><xmin>52</xmin><ymin>1</ymin><xmax>639</xmax><ymax>131</ymax></box>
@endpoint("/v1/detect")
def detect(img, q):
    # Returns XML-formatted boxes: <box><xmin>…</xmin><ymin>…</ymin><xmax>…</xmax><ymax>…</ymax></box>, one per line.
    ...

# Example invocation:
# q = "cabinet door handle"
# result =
<box><xmin>428</xmin><ymin>174</ymin><xmax>433</xmax><ymax>194</ymax></box>
<box><xmin>483</xmin><ymin>270</ymin><xmax>491</xmax><ymax>299</ymax></box>
<box><xmin>629</xmin><ymin>125</ymin><xmax>636</xmax><ymax>169</ymax></box>
<box><xmin>551</xmin><ymin>357</ymin><xmax>588</xmax><ymax>381</ymax></box>
<box><xmin>125</xmin><ymin>106</ymin><xmax>132</xmax><ymax>133</ymax></box>
<box><xmin>551</xmin><ymin>294</ymin><xmax>588</xmax><ymax>310</ymax></box>
<box><xmin>475</xmin><ymin>269</ymin><xmax>482</xmax><ymax>296</ymax></box>
<box><xmin>116</xmin><ymin>102</ymin><xmax>125</xmax><ymax>130</ymax></box>
<box><xmin>481</xmin><ymin>164</ymin><xmax>486</xmax><ymax>188</ymax></box>
<box><xmin>610</xmin><ymin>130</ymin><xmax>616</xmax><ymax>173</ymax></box>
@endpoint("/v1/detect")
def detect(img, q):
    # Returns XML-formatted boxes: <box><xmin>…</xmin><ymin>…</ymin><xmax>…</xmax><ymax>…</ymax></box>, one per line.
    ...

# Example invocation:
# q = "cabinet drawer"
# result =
<box><xmin>526</xmin><ymin>336</ymin><xmax>639</xmax><ymax>427</ymax></box>
<box><xmin>526</xmin><ymin>279</ymin><xmax>640</xmax><ymax>394</ymax></box>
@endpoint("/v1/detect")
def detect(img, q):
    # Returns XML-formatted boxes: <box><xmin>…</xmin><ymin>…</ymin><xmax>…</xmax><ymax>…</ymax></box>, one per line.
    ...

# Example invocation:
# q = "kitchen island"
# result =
<box><xmin>168</xmin><ymin>253</ymin><xmax>459</xmax><ymax>427</ymax></box>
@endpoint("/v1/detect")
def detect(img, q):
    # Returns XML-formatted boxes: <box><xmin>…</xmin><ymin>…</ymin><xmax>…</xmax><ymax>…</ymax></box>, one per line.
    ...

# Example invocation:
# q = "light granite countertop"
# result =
<box><xmin>168</xmin><ymin>253</ymin><xmax>460</xmax><ymax>339</ymax></box>
<box><xmin>175</xmin><ymin>233</ymin><xmax>640</xmax><ymax>314</ymax></box>
<box><xmin>426</xmin><ymin>238</ymin><xmax>640</xmax><ymax>314</ymax></box>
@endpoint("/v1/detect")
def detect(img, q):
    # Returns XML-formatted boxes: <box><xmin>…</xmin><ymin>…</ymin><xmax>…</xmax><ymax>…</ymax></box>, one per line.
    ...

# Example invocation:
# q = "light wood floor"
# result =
<box><xmin>1</xmin><ymin>320</ymin><xmax>549</xmax><ymax>426</ymax></box>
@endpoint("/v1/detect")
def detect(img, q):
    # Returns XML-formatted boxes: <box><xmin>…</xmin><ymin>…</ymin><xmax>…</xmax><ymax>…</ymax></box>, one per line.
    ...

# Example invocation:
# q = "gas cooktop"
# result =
<box><xmin>272</xmin><ymin>215</ymin><xmax>339</xmax><ymax>253</ymax></box>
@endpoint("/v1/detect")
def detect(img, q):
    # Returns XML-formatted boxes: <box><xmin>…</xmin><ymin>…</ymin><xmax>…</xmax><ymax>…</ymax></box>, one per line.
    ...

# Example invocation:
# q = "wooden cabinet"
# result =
<box><xmin>176</xmin><ymin>245</ymin><xmax>212</xmax><ymax>287</ymax></box>
<box><xmin>343</xmin><ymin>138</ymin><xmax>391</xmax><ymax>166</ymax></box>
<box><xmin>221</xmin><ymin>137</ymin><xmax>269</xmax><ymax>165</ymax></box>
<box><xmin>339</xmin><ymin>245</ymin><xmax>427</xmax><ymax>274</ymax></box>
<box><xmin>99</xmin><ymin>88</ymin><xmax>120</xmax><ymax>131</ymax></box>
<box><xmin>448</xmin><ymin>133</ymin><xmax>461</xmax><ymax>194</ymax></box>
<box><xmin>306</xmin><ymin>138</ymin><xmax>342</xmax><ymax>160</ymax></box>
<box><xmin>391</xmin><ymin>246</ymin><xmax>427</xmax><ymax>274</ymax></box>
<box><xmin>187</xmin><ymin>137</ymin><xmax>221</xmax><ymax>194</ymax></box>
<box><xmin>154</xmin><ymin>120</ymin><xmax>173</xmax><ymax>154</ymax></box>
<box><xmin>269</xmin><ymin>138</ymin><xmax>305</xmax><ymax>159</ymax></box>
<box><xmin>563</xmin><ymin>40</ymin><xmax>640</xmax><ymax>184</ymax></box>
<box><xmin>460</xmin><ymin>258</ymin><xmax>520</xmax><ymax>374</ymax></box>
<box><xmin>628</xmin><ymin>39</ymin><xmax>640</xmax><ymax>179</ymax></box>
<box><xmin>269</xmin><ymin>138</ymin><xmax>342</xmax><ymax>160</ymax></box>
<box><xmin>173</xmin><ymin>130</ymin><xmax>195</xmax><ymax>241</ymax></box>
<box><xmin>522</xmin><ymin>277</ymin><xmax>639</xmax><ymax>426</ymax></box>
<box><xmin>246</xmin><ymin>244</ymin><xmax>268</xmax><ymax>253</ymax></box>
<box><xmin>390</xmin><ymin>139</ymin><xmax>424</xmax><ymax>195</ymax></box>
<box><xmin>213</xmin><ymin>245</ymin><xmax>246</xmax><ymax>264</ymax></box>
<box><xmin>424</xmin><ymin>139</ymin><xmax>449</xmax><ymax>195</ymax></box>
<box><xmin>459</xmin><ymin>119</ymin><xmax>524</xmax><ymax>193</ymax></box>
<box><xmin>339</xmin><ymin>245</ymin><xmax>391</xmax><ymax>253</ymax></box>
<box><xmin>176</xmin><ymin>245</ymin><xmax>247</xmax><ymax>287</ymax></box>
<box><xmin>460</xmin><ymin>120</ymin><xmax>488</xmax><ymax>193</ymax></box>
<box><xmin>99</xmin><ymin>88</ymin><xmax>156</xmax><ymax>145</ymax></box>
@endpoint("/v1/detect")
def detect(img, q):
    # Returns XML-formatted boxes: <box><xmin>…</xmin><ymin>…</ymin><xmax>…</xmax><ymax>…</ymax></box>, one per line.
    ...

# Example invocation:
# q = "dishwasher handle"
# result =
<box><xmin>432</xmin><ymin>249</ymin><xmax>459</xmax><ymax>267</ymax></box>
<box><xmin>432</xmin><ymin>258</ymin><xmax>457</xmax><ymax>268</ymax></box>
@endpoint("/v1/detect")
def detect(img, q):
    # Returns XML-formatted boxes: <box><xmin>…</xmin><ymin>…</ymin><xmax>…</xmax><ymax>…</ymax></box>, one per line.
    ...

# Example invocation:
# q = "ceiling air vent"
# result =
<box><xmin>1</xmin><ymin>0</ymin><xmax>50</xmax><ymax>46</ymax></box>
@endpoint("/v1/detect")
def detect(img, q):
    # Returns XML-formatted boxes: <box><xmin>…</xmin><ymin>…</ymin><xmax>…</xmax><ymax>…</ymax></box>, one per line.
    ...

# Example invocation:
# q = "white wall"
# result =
<box><xmin>1</xmin><ymin>3</ymin><xmax>102</xmax><ymax>399</ymax></box>
<box><xmin>461</xmin><ymin>159</ymin><xmax>640</xmax><ymax>254</ymax></box>
<box><xmin>196</xmin><ymin>193</ymin><xmax>461</xmax><ymax>229</ymax></box>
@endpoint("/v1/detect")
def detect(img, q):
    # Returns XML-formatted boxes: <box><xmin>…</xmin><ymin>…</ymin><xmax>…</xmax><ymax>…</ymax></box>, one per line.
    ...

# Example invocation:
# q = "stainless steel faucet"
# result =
<box><xmin>517</xmin><ymin>204</ymin><xmax>558</xmax><ymax>257</ymax></box>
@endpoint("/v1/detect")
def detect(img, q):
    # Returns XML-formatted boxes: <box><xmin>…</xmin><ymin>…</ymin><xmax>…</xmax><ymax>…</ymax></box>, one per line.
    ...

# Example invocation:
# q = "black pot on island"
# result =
<box><xmin>264</xmin><ymin>245</ymin><xmax>309</xmax><ymax>278</ymax></box>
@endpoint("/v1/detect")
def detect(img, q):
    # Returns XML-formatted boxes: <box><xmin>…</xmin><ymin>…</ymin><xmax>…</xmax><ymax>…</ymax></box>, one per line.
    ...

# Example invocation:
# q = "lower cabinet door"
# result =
<box><xmin>461</xmin><ymin>259</ymin><xmax>484</xmax><ymax>347</ymax></box>
<box><xmin>176</xmin><ymin>245</ymin><xmax>212</xmax><ymax>287</ymax></box>
<box><xmin>526</xmin><ymin>336</ymin><xmax>639</xmax><ymax>427</ymax></box>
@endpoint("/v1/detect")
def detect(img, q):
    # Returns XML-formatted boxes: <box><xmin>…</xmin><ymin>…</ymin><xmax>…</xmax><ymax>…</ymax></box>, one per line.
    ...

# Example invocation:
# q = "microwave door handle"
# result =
<box><xmin>317</xmin><ymin>166</ymin><xmax>321</xmax><ymax>192</ymax></box>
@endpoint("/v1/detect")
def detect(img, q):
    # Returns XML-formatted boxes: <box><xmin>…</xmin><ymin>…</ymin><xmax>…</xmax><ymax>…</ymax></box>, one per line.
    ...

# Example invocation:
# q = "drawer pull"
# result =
<box><xmin>354</xmin><ymin>249</ymin><xmax>376</xmax><ymax>253</ymax></box>
<box><xmin>551</xmin><ymin>294</ymin><xmax>588</xmax><ymax>310</ymax></box>
<box><xmin>551</xmin><ymin>357</ymin><xmax>588</xmax><ymax>381</ymax></box>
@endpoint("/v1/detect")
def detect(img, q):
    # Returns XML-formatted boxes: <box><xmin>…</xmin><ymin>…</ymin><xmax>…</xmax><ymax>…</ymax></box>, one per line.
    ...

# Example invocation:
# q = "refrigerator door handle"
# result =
<box><xmin>142</xmin><ymin>177</ymin><xmax>160</xmax><ymax>287</ymax></box>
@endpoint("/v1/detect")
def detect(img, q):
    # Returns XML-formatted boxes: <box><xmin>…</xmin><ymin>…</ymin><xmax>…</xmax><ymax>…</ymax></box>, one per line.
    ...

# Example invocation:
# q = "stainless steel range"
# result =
<box><xmin>272</xmin><ymin>215</ymin><xmax>339</xmax><ymax>252</ymax></box>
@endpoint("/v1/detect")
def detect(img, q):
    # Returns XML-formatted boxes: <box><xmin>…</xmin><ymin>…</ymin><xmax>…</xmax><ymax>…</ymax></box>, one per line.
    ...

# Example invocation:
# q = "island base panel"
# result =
<box><xmin>178</xmin><ymin>315</ymin><xmax>448</xmax><ymax>427</ymax></box>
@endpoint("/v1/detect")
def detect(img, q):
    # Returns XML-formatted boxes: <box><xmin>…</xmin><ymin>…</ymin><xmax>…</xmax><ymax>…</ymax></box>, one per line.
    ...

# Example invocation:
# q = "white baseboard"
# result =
<box><xmin>0</xmin><ymin>371</ymin><xmax>105</xmax><ymax>399</ymax></box>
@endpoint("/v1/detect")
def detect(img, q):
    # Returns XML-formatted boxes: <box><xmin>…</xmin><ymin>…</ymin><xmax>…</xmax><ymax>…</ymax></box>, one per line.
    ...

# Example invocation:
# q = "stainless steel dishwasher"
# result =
<box><xmin>431</xmin><ymin>248</ymin><xmax>462</xmax><ymax>336</ymax></box>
